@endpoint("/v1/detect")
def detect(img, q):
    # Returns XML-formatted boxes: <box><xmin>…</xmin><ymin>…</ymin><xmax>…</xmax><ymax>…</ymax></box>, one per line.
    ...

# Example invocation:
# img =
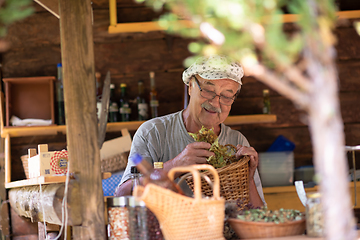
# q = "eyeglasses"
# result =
<box><xmin>193</xmin><ymin>76</ymin><xmax>237</xmax><ymax>106</ymax></box>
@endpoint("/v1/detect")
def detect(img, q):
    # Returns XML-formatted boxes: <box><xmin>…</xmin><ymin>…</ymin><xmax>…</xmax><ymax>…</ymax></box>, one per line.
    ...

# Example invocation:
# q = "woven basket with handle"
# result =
<box><xmin>133</xmin><ymin>164</ymin><xmax>225</xmax><ymax>240</ymax></box>
<box><xmin>185</xmin><ymin>155</ymin><xmax>250</xmax><ymax>203</ymax></box>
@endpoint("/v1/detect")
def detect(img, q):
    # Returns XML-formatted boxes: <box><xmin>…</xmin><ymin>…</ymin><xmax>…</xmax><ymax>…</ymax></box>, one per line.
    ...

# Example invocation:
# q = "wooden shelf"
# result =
<box><xmin>0</xmin><ymin>114</ymin><xmax>276</xmax><ymax>138</ymax></box>
<box><xmin>108</xmin><ymin>8</ymin><xmax>360</xmax><ymax>34</ymax></box>
<box><xmin>5</xmin><ymin>175</ymin><xmax>70</xmax><ymax>189</ymax></box>
<box><xmin>225</xmin><ymin>114</ymin><xmax>276</xmax><ymax>126</ymax></box>
<box><xmin>1</xmin><ymin>114</ymin><xmax>275</xmax><ymax>188</ymax></box>
<box><xmin>5</xmin><ymin>172</ymin><xmax>111</xmax><ymax>189</ymax></box>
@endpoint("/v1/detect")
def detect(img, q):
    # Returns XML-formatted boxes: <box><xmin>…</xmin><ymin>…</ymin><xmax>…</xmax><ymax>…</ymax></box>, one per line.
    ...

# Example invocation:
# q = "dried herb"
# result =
<box><xmin>224</xmin><ymin>198</ymin><xmax>260</xmax><ymax>239</ymax></box>
<box><xmin>236</xmin><ymin>206</ymin><xmax>304</xmax><ymax>224</ymax></box>
<box><xmin>189</xmin><ymin>126</ymin><xmax>238</xmax><ymax>168</ymax></box>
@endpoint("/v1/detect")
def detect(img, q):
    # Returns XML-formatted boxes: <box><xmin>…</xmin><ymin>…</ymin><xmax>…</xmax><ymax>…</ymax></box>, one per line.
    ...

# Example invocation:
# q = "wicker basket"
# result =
<box><xmin>228</xmin><ymin>218</ymin><xmax>306</xmax><ymax>239</ymax></box>
<box><xmin>100</xmin><ymin>151</ymin><xmax>129</xmax><ymax>173</ymax></box>
<box><xmin>133</xmin><ymin>164</ymin><xmax>225</xmax><ymax>240</ymax></box>
<box><xmin>185</xmin><ymin>156</ymin><xmax>250</xmax><ymax>202</ymax></box>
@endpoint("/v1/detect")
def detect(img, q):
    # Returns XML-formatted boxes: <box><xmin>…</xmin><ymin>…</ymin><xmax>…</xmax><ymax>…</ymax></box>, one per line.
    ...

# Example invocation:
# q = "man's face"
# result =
<box><xmin>188</xmin><ymin>75</ymin><xmax>240</xmax><ymax>129</ymax></box>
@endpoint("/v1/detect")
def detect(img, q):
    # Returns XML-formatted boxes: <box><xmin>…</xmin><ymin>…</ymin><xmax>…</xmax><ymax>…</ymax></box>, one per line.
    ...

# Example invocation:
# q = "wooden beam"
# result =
<box><xmin>109</xmin><ymin>0</ymin><xmax>117</xmax><ymax>26</ymax></box>
<box><xmin>4</xmin><ymin>134</ymin><xmax>10</xmax><ymax>184</ymax></box>
<box><xmin>59</xmin><ymin>0</ymin><xmax>105</xmax><ymax>238</ymax></box>
<box><xmin>0</xmin><ymin>201</ymin><xmax>10</xmax><ymax>239</ymax></box>
<box><xmin>34</xmin><ymin>0</ymin><xmax>59</xmax><ymax>19</ymax></box>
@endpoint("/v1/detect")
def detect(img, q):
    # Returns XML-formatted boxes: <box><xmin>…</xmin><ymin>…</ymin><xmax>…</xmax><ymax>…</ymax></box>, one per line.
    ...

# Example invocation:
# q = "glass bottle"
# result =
<box><xmin>137</xmin><ymin>80</ymin><xmax>149</xmax><ymax>121</ymax></box>
<box><xmin>119</xmin><ymin>83</ymin><xmax>131</xmax><ymax>122</ymax></box>
<box><xmin>149</xmin><ymin>72</ymin><xmax>159</xmax><ymax>119</ymax></box>
<box><xmin>130</xmin><ymin>166</ymin><xmax>141</xmax><ymax>195</ymax></box>
<box><xmin>131</xmin><ymin>153</ymin><xmax>183</xmax><ymax>195</ymax></box>
<box><xmin>108</xmin><ymin>83</ymin><xmax>119</xmax><ymax>122</ymax></box>
<box><xmin>147</xmin><ymin>162</ymin><xmax>165</xmax><ymax>240</ymax></box>
<box><xmin>95</xmin><ymin>72</ymin><xmax>102</xmax><ymax>122</ymax></box>
<box><xmin>306</xmin><ymin>192</ymin><xmax>323</xmax><ymax>237</ymax></box>
<box><xmin>262</xmin><ymin>89</ymin><xmax>271</xmax><ymax>114</ymax></box>
<box><xmin>56</xmin><ymin>63</ymin><xmax>65</xmax><ymax>125</ymax></box>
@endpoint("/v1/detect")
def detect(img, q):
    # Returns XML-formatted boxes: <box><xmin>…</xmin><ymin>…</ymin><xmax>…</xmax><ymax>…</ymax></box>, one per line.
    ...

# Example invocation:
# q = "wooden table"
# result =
<box><xmin>242</xmin><ymin>230</ymin><xmax>360</xmax><ymax>240</ymax></box>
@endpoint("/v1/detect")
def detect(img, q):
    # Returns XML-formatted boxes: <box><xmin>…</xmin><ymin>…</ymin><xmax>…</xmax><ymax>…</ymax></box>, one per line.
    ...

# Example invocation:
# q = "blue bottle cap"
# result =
<box><xmin>131</xmin><ymin>153</ymin><xmax>142</xmax><ymax>165</ymax></box>
<box><xmin>57</xmin><ymin>63</ymin><xmax>62</xmax><ymax>67</ymax></box>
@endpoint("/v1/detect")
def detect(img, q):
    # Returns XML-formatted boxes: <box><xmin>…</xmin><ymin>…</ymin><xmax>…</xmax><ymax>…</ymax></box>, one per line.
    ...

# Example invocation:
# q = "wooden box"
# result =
<box><xmin>3</xmin><ymin>76</ymin><xmax>55</xmax><ymax>126</ymax></box>
<box><xmin>28</xmin><ymin>144</ymin><xmax>68</xmax><ymax>178</ymax></box>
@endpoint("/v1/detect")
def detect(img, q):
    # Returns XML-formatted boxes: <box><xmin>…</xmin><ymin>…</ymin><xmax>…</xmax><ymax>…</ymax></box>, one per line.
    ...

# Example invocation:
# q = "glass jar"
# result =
<box><xmin>147</xmin><ymin>208</ymin><xmax>164</xmax><ymax>240</ymax></box>
<box><xmin>107</xmin><ymin>196</ymin><xmax>130</xmax><ymax>240</ymax></box>
<box><xmin>128</xmin><ymin>196</ymin><xmax>148</xmax><ymax>240</ymax></box>
<box><xmin>306</xmin><ymin>192</ymin><xmax>324</xmax><ymax>237</ymax></box>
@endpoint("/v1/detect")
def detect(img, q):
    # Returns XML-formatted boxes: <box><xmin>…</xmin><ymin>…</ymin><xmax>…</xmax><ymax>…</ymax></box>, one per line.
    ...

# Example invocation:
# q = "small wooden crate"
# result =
<box><xmin>28</xmin><ymin>144</ymin><xmax>68</xmax><ymax>178</ymax></box>
<box><xmin>3</xmin><ymin>76</ymin><xmax>55</xmax><ymax>126</ymax></box>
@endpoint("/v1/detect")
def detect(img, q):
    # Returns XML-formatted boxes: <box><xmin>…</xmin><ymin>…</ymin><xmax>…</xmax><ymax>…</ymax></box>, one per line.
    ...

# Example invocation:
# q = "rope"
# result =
<box><xmin>39</xmin><ymin>159</ymin><xmax>70</xmax><ymax>240</ymax></box>
<box><xmin>39</xmin><ymin>183</ymin><xmax>48</xmax><ymax>238</ymax></box>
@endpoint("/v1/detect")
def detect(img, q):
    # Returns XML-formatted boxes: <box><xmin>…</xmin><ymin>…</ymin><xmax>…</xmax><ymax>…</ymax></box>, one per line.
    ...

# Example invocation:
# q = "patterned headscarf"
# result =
<box><xmin>182</xmin><ymin>55</ymin><xmax>244</xmax><ymax>86</ymax></box>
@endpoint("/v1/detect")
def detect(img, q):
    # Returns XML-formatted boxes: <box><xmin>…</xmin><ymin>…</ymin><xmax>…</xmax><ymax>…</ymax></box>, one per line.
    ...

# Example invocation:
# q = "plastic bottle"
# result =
<box><xmin>56</xmin><ymin>63</ymin><xmax>65</xmax><ymax>125</ymax></box>
<box><xmin>131</xmin><ymin>153</ymin><xmax>183</xmax><ymax>194</ymax></box>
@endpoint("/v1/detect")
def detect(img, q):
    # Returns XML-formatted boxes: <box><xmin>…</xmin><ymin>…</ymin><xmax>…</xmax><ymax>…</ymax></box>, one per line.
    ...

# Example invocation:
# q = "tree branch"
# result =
<box><xmin>283</xmin><ymin>65</ymin><xmax>313</xmax><ymax>92</ymax></box>
<box><xmin>243</xmin><ymin>62</ymin><xmax>311</xmax><ymax>110</ymax></box>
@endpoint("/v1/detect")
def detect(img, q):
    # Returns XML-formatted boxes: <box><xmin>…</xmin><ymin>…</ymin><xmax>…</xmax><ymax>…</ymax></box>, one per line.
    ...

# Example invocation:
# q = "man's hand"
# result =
<box><xmin>164</xmin><ymin>142</ymin><xmax>214</xmax><ymax>177</ymax></box>
<box><xmin>173</xmin><ymin>142</ymin><xmax>214</xmax><ymax>166</ymax></box>
<box><xmin>235</xmin><ymin>144</ymin><xmax>259</xmax><ymax>179</ymax></box>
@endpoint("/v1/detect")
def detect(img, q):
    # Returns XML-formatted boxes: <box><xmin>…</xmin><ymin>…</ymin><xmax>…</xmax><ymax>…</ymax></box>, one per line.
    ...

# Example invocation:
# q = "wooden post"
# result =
<box><xmin>58</xmin><ymin>0</ymin><xmax>105</xmax><ymax>239</ymax></box>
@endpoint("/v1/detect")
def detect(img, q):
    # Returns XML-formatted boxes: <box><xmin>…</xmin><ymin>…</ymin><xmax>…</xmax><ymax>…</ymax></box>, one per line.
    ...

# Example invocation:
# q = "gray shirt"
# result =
<box><xmin>119</xmin><ymin>110</ymin><xmax>265</xmax><ymax>203</ymax></box>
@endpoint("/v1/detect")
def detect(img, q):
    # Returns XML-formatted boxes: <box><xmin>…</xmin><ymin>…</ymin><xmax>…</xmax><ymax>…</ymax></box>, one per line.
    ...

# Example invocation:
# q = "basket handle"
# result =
<box><xmin>177</xmin><ymin>172</ymin><xmax>214</xmax><ymax>190</ymax></box>
<box><xmin>168</xmin><ymin>164</ymin><xmax>221</xmax><ymax>200</ymax></box>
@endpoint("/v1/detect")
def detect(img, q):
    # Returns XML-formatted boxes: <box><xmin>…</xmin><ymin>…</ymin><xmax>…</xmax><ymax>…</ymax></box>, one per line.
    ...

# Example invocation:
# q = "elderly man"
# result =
<box><xmin>115</xmin><ymin>55</ymin><xmax>265</xmax><ymax>207</ymax></box>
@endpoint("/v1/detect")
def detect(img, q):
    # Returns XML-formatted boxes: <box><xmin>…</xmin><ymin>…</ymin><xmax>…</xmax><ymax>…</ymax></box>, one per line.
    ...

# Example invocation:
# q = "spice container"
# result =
<box><xmin>128</xmin><ymin>196</ymin><xmax>148</xmax><ymax>239</ymax></box>
<box><xmin>107</xmin><ymin>196</ymin><xmax>130</xmax><ymax>240</ymax></box>
<box><xmin>147</xmin><ymin>209</ymin><xmax>164</xmax><ymax>240</ymax></box>
<box><xmin>306</xmin><ymin>192</ymin><xmax>324</xmax><ymax>237</ymax></box>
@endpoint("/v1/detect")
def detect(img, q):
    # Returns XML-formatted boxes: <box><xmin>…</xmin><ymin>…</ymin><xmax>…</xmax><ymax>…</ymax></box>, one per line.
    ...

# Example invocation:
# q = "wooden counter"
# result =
<box><xmin>242</xmin><ymin>230</ymin><xmax>360</xmax><ymax>240</ymax></box>
<box><xmin>263</xmin><ymin>182</ymin><xmax>360</xmax><ymax>211</ymax></box>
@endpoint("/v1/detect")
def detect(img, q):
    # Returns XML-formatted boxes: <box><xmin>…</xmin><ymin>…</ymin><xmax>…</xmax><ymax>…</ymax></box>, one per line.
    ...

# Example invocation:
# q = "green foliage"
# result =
<box><xmin>139</xmin><ymin>0</ymin><xmax>337</xmax><ymax>69</ymax></box>
<box><xmin>0</xmin><ymin>0</ymin><xmax>34</xmax><ymax>37</ymax></box>
<box><xmin>189</xmin><ymin>126</ymin><xmax>238</xmax><ymax>168</ymax></box>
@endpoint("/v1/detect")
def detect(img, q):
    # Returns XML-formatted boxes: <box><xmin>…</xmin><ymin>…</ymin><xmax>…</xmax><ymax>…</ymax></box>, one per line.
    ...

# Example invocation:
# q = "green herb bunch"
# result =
<box><xmin>189</xmin><ymin>126</ymin><xmax>239</xmax><ymax>168</ymax></box>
